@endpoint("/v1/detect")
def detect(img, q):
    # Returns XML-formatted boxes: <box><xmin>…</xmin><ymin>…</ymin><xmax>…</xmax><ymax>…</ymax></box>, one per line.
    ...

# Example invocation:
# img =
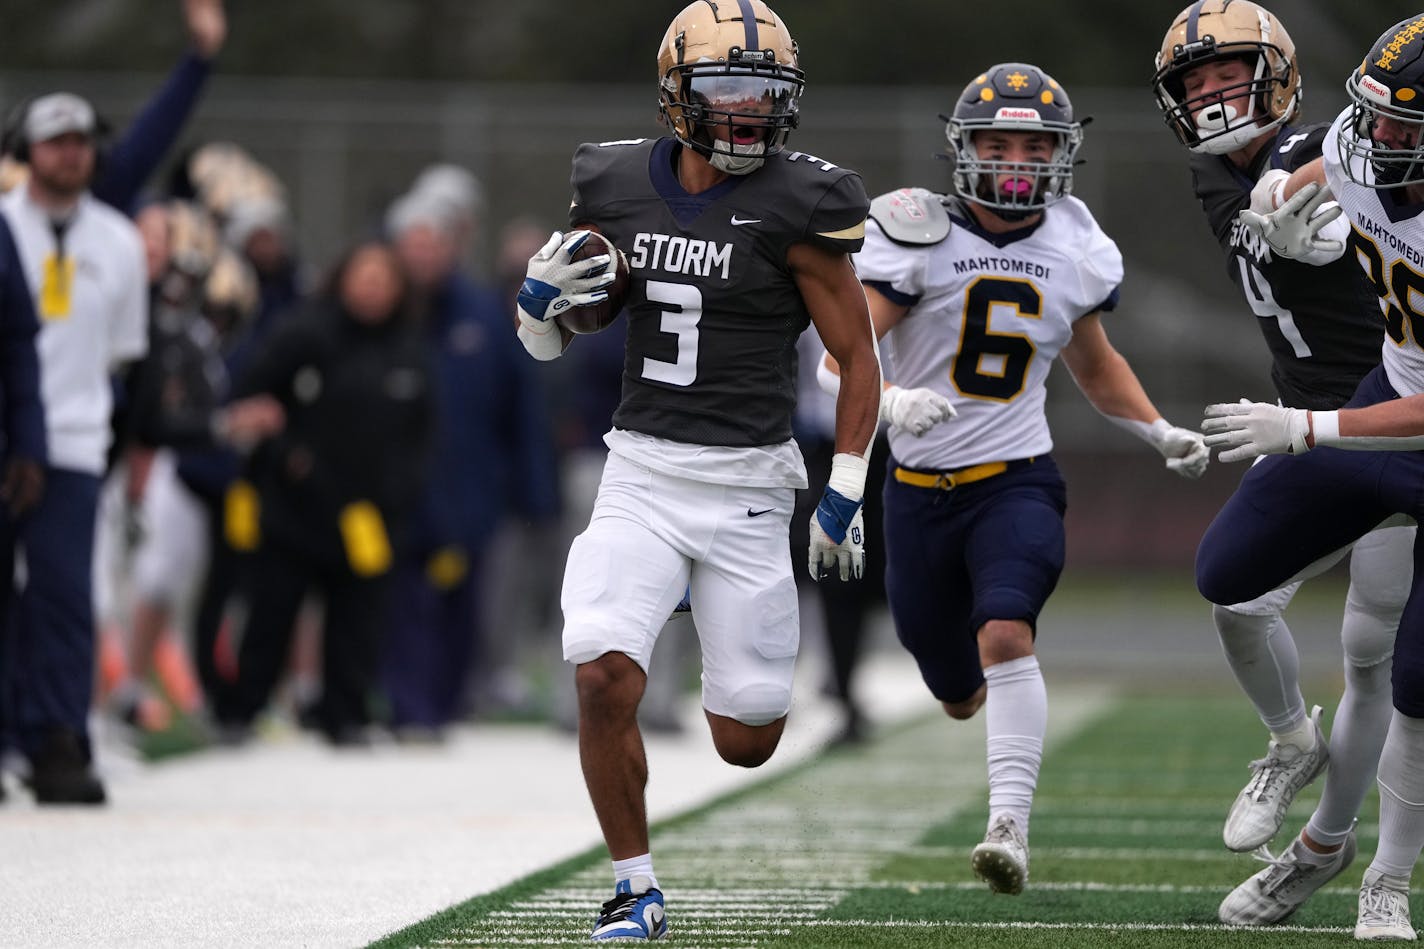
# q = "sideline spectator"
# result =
<box><xmin>0</xmin><ymin>93</ymin><xmax>148</xmax><ymax>804</ymax></box>
<box><xmin>0</xmin><ymin>202</ymin><xmax>46</xmax><ymax>805</ymax></box>
<box><xmin>216</xmin><ymin>240</ymin><xmax>433</xmax><ymax>745</ymax></box>
<box><xmin>381</xmin><ymin>183</ymin><xmax>558</xmax><ymax>736</ymax></box>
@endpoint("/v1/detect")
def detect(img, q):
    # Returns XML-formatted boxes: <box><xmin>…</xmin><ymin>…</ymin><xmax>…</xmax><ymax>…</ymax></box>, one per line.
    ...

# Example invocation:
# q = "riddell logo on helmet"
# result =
<box><xmin>1360</xmin><ymin>74</ymin><xmax>1394</xmax><ymax>105</ymax></box>
<box><xmin>995</xmin><ymin>107</ymin><xmax>1041</xmax><ymax>122</ymax></box>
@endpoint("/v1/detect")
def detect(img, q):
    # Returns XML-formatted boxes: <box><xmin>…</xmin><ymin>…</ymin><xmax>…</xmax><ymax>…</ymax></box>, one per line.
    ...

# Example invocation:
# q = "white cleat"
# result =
<box><xmin>1224</xmin><ymin>705</ymin><xmax>1329</xmax><ymax>852</ymax></box>
<box><xmin>971</xmin><ymin>814</ymin><xmax>1029</xmax><ymax>895</ymax></box>
<box><xmin>1219</xmin><ymin>828</ymin><xmax>1356</xmax><ymax>925</ymax></box>
<box><xmin>1357</xmin><ymin>869</ymin><xmax>1417</xmax><ymax>941</ymax></box>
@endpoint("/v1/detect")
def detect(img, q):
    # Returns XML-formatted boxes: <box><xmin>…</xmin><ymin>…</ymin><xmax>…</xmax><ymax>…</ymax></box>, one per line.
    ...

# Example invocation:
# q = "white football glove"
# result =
<box><xmin>880</xmin><ymin>385</ymin><xmax>957</xmax><ymax>436</ymax></box>
<box><xmin>1237</xmin><ymin>181</ymin><xmax>1344</xmax><ymax>261</ymax></box>
<box><xmin>1149</xmin><ymin>419</ymin><xmax>1210</xmax><ymax>479</ymax></box>
<box><xmin>1201</xmin><ymin>400</ymin><xmax>1311</xmax><ymax>463</ymax></box>
<box><xmin>515</xmin><ymin>230</ymin><xmax>616</xmax><ymax>360</ymax></box>
<box><xmin>809</xmin><ymin>505</ymin><xmax>865</xmax><ymax>582</ymax></box>
<box><xmin>808</xmin><ymin>453</ymin><xmax>868</xmax><ymax>582</ymax></box>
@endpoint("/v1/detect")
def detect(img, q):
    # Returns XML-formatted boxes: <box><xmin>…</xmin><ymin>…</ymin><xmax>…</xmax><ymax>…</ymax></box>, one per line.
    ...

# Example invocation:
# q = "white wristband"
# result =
<box><xmin>1309</xmin><ymin>410</ymin><xmax>1424</xmax><ymax>450</ymax></box>
<box><xmin>827</xmin><ymin>452</ymin><xmax>868</xmax><ymax>503</ymax></box>
<box><xmin>1311</xmin><ymin>410</ymin><xmax>1339</xmax><ymax>447</ymax></box>
<box><xmin>1250</xmin><ymin>168</ymin><xmax>1291</xmax><ymax>214</ymax></box>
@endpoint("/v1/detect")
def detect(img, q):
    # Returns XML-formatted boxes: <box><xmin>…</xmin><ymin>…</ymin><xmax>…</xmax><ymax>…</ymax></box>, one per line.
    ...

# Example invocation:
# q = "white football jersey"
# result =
<box><xmin>855</xmin><ymin>194</ymin><xmax>1123</xmax><ymax>470</ymax></box>
<box><xmin>1322</xmin><ymin>107</ymin><xmax>1424</xmax><ymax>398</ymax></box>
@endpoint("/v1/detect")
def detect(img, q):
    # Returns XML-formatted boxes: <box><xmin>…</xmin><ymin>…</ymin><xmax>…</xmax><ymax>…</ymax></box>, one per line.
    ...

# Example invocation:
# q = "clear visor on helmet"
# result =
<box><xmin>1339</xmin><ymin>79</ymin><xmax>1424</xmax><ymax>190</ymax></box>
<box><xmin>687</xmin><ymin>74</ymin><xmax>800</xmax><ymax>124</ymax></box>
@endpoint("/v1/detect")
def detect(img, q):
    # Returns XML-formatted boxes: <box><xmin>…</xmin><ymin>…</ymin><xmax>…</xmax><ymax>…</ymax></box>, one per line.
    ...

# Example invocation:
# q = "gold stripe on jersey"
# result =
<box><xmin>817</xmin><ymin>220</ymin><xmax>867</xmax><ymax>241</ymax></box>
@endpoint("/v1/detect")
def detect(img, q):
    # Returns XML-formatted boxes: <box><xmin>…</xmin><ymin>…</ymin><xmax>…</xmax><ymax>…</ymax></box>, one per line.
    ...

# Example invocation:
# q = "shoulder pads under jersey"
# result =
<box><xmin>868</xmin><ymin>188</ymin><xmax>951</xmax><ymax>246</ymax></box>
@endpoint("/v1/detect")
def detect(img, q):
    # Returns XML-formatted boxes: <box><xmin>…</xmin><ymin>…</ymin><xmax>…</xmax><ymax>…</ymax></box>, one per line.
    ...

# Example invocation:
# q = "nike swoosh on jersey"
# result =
<box><xmin>730</xmin><ymin>215</ymin><xmax>762</xmax><ymax>226</ymax></box>
<box><xmin>747</xmin><ymin>507</ymin><xmax>775</xmax><ymax>517</ymax></box>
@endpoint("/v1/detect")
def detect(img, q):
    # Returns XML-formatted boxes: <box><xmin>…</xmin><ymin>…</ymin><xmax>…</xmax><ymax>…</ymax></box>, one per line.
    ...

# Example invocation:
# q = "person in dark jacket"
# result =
<box><xmin>0</xmin><ymin>213</ymin><xmax>47</xmax><ymax>803</ymax></box>
<box><xmin>381</xmin><ymin>189</ymin><xmax>559</xmax><ymax>736</ymax></box>
<box><xmin>216</xmin><ymin>239</ymin><xmax>433</xmax><ymax>744</ymax></box>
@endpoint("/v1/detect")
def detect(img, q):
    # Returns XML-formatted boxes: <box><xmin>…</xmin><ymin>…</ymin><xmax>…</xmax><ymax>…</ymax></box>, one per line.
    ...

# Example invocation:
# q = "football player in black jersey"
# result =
<box><xmin>1153</xmin><ymin>1</ymin><xmax>1411</xmax><ymax>924</ymax></box>
<box><xmin>512</xmin><ymin>0</ymin><xmax>880</xmax><ymax>940</ymax></box>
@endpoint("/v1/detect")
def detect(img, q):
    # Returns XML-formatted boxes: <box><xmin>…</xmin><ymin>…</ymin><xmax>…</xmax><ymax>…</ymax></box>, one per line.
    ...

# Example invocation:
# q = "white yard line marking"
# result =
<box><xmin>437</xmin><ymin>688</ymin><xmax>1114</xmax><ymax>946</ymax></box>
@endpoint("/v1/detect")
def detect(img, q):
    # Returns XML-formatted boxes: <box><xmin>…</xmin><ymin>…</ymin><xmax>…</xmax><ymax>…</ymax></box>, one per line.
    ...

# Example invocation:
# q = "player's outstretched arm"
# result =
<box><xmin>1238</xmin><ymin>157</ymin><xmax>1346</xmax><ymax>264</ymax></box>
<box><xmin>817</xmin><ymin>284</ymin><xmax>956</xmax><ymax>437</ymax></box>
<box><xmin>794</xmin><ymin>243</ymin><xmax>880</xmax><ymax>582</ymax></box>
<box><xmin>1204</xmin><ymin>396</ymin><xmax>1424</xmax><ymax>462</ymax></box>
<box><xmin>1061</xmin><ymin>313</ymin><xmax>1208</xmax><ymax>478</ymax></box>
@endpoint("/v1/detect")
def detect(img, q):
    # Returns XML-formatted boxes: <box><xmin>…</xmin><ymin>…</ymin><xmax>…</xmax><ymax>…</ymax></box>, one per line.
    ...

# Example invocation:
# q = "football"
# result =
<box><xmin>555</xmin><ymin>228</ymin><xmax>630</xmax><ymax>335</ymax></box>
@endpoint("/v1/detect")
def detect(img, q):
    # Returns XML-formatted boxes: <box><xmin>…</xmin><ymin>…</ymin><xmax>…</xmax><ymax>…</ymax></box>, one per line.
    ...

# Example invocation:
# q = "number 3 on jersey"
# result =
<box><xmin>952</xmin><ymin>277</ymin><xmax>1040</xmax><ymax>401</ymax></box>
<box><xmin>642</xmin><ymin>280</ymin><xmax>701</xmax><ymax>386</ymax></box>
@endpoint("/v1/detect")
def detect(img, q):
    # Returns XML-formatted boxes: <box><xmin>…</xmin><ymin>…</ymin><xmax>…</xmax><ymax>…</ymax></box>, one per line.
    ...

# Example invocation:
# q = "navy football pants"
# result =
<box><xmin>1196</xmin><ymin>366</ymin><xmax>1424</xmax><ymax>716</ymax></box>
<box><xmin>883</xmin><ymin>455</ymin><xmax>1066</xmax><ymax>705</ymax></box>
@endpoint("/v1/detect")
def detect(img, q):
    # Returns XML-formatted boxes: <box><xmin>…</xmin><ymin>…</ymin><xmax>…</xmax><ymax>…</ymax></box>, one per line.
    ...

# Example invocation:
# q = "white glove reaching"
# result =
<box><xmin>809</xmin><ymin>505</ymin><xmax>865</xmax><ymax>582</ymax></box>
<box><xmin>1150</xmin><ymin>419</ymin><xmax>1210</xmax><ymax>479</ymax></box>
<box><xmin>1237</xmin><ymin>181</ymin><xmax>1344</xmax><ymax>261</ymax></box>
<box><xmin>1201</xmin><ymin>400</ymin><xmax>1311</xmax><ymax>462</ymax></box>
<box><xmin>515</xmin><ymin>230</ymin><xmax>617</xmax><ymax>360</ymax></box>
<box><xmin>880</xmin><ymin>385</ymin><xmax>957</xmax><ymax>436</ymax></box>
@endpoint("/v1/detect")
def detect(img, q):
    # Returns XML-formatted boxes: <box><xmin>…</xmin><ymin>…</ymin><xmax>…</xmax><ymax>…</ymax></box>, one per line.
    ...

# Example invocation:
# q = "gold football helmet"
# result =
<box><xmin>657</xmin><ymin>0</ymin><xmax>803</xmax><ymax>175</ymax></box>
<box><xmin>203</xmin><ymin>247</ymin><xmax>260</xmax><ymax>342</ymax></box>
<box><xmin>1152</xmin><ymin>0</ymin><xmax>1300</xmax><ymax>155</ymax></box>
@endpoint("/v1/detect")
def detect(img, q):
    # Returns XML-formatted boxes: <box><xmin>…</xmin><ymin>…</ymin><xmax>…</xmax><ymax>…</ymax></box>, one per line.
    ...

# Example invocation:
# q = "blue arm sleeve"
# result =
<box><xmin>0</xmin><ymin>219</ymin><xmax>47</xmax><ymax>464</ymax></box>
<box><xmin>93</xmin><ymin>53</ymin><xmax>213</xmax><ymax>214</ymax></box>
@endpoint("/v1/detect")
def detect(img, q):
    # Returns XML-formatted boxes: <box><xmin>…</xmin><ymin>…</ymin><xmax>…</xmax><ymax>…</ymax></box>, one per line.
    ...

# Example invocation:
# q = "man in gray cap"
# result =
<box><xmin>0</xmin><ymin>91</ymin><xmax>147</xmax><ymax>804</ymax></box>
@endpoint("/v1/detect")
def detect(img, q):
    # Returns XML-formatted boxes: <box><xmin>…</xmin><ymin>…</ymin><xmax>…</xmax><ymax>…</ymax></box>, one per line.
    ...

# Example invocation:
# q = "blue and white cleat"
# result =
<box><xmin>591</xmin><ymin>874</ymin><xmax>667</xmax><ymax>941</ymax></box>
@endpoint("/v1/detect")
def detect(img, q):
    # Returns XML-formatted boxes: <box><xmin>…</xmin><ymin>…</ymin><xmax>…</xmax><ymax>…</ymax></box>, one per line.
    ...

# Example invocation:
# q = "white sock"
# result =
<box><xmin>1369</xmin><ymin>712</ymin><xmax>1424</xmax><ymax>881</ymax></box>
<box><xmin>984</xmin><ymin>655</ymin><xmax>1045</xmax><ymax>838</ymax></box>
<box><xmin>612</xmin><ymin>854</ymin><xmax>657</xmax><ymax>890</ymax></box>
<box><xmin>1213</xmin><ymin>605</ymin><xmax>1308</xmax><ymax>735</ymax></box>
<box><xmin>1307</xmin><ymin>658</ymin><xmax>1392</xmax><ymax>847</ymax></box>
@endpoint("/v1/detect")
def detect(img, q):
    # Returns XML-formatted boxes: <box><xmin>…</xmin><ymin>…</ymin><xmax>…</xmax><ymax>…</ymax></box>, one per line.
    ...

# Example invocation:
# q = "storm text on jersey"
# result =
<box><xmin>1229</xmin><ymin>215</ymin><xmax>1275</xmax><ymax>265</ymax></box>
<box><xmin>629</xmin><ymin>233</ymin><xmax>733</xmax><ymax>280</ymax></box>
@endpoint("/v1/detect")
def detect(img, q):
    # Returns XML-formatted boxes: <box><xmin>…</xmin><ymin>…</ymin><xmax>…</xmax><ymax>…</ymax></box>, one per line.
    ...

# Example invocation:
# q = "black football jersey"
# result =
<box><xmin>1190</xmin><ymin>124</ymin><xmax>1382</xmax><ymax>410</ymax></box>
<box><xmin>569</xmin><ymin>137</ymin><xmax>868</xmax><ymax>446</ymax></box>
